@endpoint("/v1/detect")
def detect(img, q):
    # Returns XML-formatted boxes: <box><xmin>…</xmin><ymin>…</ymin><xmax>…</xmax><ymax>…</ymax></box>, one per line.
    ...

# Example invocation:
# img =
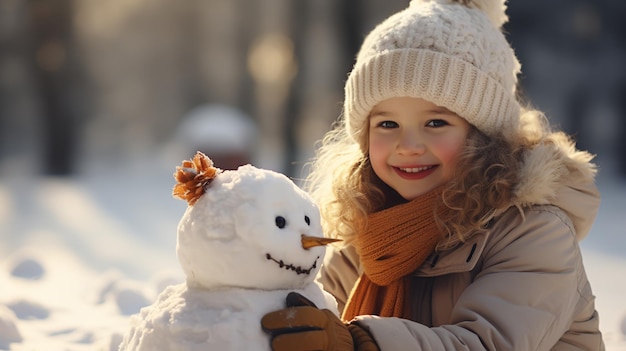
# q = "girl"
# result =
<box><xmin>261</xmin><ymin>0</ymin><xmax>604</xmax><ymax>350</ymax></box>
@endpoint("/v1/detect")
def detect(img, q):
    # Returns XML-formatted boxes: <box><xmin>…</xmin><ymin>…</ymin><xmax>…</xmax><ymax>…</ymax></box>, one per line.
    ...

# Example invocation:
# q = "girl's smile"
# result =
<box><xmin>394</xmin><ymin>165</ymin><xmax>438</xmax><ymax>180</ymax></box>
<box><xmin>368</xmin><ymin>97</ymin><xmax>470</xmax><ymax>200</ymax></box>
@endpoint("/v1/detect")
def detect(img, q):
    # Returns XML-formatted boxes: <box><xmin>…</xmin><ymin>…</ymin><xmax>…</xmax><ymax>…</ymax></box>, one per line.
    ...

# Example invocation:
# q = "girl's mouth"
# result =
<box><xmin>399</xmin><ymin>165</ymin><xmax>433</xmax><ymax>173</ymax></box>
<box><xmin>394</xmin><ymin>165</ymin><xmax>437</xmax><ymax>179</ymax></box>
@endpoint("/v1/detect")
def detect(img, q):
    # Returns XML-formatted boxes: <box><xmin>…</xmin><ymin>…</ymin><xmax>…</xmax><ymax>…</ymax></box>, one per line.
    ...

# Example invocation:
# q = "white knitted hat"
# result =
<box><xmin>344</xmin><ymin>0</ymin><xmax>522</xmax><ymax>143</ymax></box>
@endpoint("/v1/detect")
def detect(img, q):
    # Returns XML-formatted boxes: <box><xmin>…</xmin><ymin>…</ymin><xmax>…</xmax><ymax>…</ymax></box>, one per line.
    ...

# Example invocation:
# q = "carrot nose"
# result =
<box><xmin>301</xmin><ymin>234</ymin><xmax>342</xmax><ymax>250</ymax></box>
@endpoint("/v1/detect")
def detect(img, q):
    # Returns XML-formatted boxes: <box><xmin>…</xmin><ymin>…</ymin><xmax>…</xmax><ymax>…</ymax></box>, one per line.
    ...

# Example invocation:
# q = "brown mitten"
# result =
<box><xmin>347</xmin><ymin>323</ymin><xmax>380</xmax><ymax>351</ymax></box>
<box><xmin>262</xmin><ymin>292</ymin><xmax>361</xmax><ymax>351</ymax></box>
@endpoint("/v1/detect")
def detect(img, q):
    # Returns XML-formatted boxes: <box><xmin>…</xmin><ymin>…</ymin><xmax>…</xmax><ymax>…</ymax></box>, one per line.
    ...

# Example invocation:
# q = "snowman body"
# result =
<box><xmin>120</xmin><ymin>282</ymin><xmax>336</xmax><ymax>351</ymax></box>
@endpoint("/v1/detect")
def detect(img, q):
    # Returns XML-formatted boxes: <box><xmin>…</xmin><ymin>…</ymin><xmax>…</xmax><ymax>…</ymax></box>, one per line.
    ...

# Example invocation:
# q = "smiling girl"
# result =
<box><xmin>260</xmin><ymin>1</ymin><xmax>603</xmax><ymax>350</ymax></box>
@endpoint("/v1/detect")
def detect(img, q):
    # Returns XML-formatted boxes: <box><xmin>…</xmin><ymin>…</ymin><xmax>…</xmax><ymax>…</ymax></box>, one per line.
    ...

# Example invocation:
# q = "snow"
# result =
<box><xmin>1</xmin><ymin>152</ymin><xmax>625</xmax><ymax>350</ymax></box>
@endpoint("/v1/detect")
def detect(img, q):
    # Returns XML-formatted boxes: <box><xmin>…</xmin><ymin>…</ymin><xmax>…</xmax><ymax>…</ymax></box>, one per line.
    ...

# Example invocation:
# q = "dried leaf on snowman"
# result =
<box><xmin>119</xmin><ymin>152</ymin><xmax>340</xmax><ymax>351</ymax></box>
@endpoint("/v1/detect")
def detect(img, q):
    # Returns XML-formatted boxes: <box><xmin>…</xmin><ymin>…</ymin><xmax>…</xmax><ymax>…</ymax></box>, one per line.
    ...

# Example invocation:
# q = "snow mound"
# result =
<box><xmin>7</xmin><ymin>300</ymin><xmax>50</xmax><ymax>320</ymax></box>
<box><xmin>9</xmin><ymin>257</ymin><xmax>44</xmax><ymax>280</ymax></box>
<box><xmin>0</xmin><ymin>304</ymin><xmax>21</xmax><ymax>349</ymax></box>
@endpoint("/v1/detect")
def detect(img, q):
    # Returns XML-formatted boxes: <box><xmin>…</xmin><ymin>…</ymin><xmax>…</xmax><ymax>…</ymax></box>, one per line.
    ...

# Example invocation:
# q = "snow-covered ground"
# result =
<box><xmin>0</xmin><ymin>151</ymin><xmax>625</xmax><ymax>350</ymax></box>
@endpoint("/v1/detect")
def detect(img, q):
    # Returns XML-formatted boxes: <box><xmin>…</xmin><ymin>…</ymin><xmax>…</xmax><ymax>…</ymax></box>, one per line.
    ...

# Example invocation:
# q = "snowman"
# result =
<box><xmin>119</xmin><ymin>152</ymin><xmax>339</xmax><ymax>351</ymax></box>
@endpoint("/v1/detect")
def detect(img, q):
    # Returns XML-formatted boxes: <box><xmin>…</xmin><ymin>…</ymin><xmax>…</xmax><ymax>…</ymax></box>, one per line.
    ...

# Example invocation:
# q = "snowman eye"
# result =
<box><xmin>304</xmin><ymin>215</ymin><xmax>310</xmax><ymax>226</ymax></box>
<box><xmin>275</xmin><ymin>216</ymin><xmax>286</xmax><ymax>229</ymax></box>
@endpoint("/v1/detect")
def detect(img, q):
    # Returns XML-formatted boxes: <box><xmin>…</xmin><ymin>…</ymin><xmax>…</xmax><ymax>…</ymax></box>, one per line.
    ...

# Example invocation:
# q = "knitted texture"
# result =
<box><xmin>342</xmin><ymin>187</ymin><xmax>447</xmax><ymax>321</ymax></box>
<box><xmin>344</xmin><ymin>0</ymin><xmax>521</xmax><ymax>144</ymax></box>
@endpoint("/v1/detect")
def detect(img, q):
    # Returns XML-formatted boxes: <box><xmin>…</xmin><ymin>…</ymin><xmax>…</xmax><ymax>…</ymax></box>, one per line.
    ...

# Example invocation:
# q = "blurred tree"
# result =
<box><xmin>26</xmin><ymin>0</ymin><xmax>88</xmax><ymax>175</ymax></box>
<box><xmin>284</xmin><ymin>0</ymin><xmax>406</xmax><ymax>177</ymax></box>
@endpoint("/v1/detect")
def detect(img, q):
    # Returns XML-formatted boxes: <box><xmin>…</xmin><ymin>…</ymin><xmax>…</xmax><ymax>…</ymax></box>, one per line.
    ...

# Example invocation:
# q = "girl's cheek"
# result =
<box><xmin>368</xmin><ymin>139</ymin><xmax>383</xmax><ymax>162</ymax></box>
<box><xmin>368</xmin><ymin>134</ymin><xmax>391</xmax><ymax>171</ymax></box>
<box><xmin>435</xmin><ymin>138</ymin><xmax>466</xmax><ymax>175</ymax></box>
<box><xmin>368</xmin><ymin>133</ymin><xmax>388</xmax><ymax>154</ymax></box>
<box><xmin>443</xmin><ymin>141</ymin><xmax>465</xmax><ymax>160</ymax></box>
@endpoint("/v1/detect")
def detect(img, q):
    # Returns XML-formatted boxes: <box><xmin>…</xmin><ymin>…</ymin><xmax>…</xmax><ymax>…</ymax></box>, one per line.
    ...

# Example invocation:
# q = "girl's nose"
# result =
<box><xmin>397</xmin><ymin>130</ymin><xmax>426</xmax><ymax>155</ymax></box>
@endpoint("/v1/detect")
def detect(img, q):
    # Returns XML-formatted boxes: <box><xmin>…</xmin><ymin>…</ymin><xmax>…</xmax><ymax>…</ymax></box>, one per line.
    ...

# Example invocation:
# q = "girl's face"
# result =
<box><xmin>368</xmin><ymin>97</ymin><xmax>470</xmax><ymax>201</ymax></box>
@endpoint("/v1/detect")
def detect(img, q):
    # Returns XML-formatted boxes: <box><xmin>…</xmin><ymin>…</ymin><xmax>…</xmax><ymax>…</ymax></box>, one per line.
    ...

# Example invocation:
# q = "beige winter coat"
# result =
<box><xmin>318</xmin><ymin>133</ymin><xmax>604</xmax><ymax>350</ymax></box>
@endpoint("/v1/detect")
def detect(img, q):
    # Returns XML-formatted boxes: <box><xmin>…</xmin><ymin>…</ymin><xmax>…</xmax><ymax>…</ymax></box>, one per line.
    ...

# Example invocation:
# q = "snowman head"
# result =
<box><xmin>173</xmin><ymin>152</ymin><xmax>339</xmax><ymax>290</ymax></box>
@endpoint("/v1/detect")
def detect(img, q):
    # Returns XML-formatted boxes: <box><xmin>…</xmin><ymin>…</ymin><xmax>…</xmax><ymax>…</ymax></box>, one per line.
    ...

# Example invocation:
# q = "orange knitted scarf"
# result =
<box><xmin>341</xmin><ymin>188</ymin><xmax>446</xmax><ymax>321</ymax></box>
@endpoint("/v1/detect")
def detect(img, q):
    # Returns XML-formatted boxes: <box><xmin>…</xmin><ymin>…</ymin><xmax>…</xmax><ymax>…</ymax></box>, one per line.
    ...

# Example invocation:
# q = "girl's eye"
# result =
<box><xmin>426</xmin><ymin>119</ymin><xmax>449</xmax><ymax>128</ymax></box>
<box><xmin>377</xmin><ymin>120</ymin><xmax>398</xmax><ymax>129</ymax></box>
<box><xmin>275</xmin><ymin>216</ymin><xmax>286</xmax><ymax>229</ymax></box>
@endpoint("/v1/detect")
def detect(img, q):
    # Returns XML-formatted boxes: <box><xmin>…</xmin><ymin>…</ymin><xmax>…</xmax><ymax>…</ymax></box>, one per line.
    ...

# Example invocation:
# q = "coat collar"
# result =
<box><xmin>509</xmin><ymin>115</ymin><xmax>598</xmax><ymax>241</ymax></box>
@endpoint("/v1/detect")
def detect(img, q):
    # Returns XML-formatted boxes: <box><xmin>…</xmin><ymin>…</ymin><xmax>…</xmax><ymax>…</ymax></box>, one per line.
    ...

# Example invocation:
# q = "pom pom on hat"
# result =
<box><xmin>461</xmin><ymin>0</ymin><xmax>509</xmax><ymax>28</ymax></box>
<box><xmin>410</xmin><ymin>0</ymin><xmax>509</xmax><ymax>28</ymax></box>
<box><xmin>344</xmin><ymin>0</ymin><xmax>521</xmax><ymax>147</ymax></box>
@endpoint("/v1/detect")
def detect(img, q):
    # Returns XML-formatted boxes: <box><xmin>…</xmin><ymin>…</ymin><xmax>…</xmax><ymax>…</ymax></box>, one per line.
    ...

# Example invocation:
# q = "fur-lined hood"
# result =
<box><xmin>509</xmin><ymin>114</ymin><xmax>600</xmax><ymax>241</ymax></box>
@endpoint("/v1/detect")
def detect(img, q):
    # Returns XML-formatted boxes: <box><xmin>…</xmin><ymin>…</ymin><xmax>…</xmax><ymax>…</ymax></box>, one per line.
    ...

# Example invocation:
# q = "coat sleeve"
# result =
<box><xmin>354</xmin><ymin>206</ymin><xmax>586</xmax><ymax>351</ymax></box>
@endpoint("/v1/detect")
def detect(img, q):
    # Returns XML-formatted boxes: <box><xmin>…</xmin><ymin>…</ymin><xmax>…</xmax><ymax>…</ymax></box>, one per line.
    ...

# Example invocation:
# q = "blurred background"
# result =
<box><xmin>1</xmin><ymin>0</ymin><xmax>625</xmax><ymax>179</ymax></box>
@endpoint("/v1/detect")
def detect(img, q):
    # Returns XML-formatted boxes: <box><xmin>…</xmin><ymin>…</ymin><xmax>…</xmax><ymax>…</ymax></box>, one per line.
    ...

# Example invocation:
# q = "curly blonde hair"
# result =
<box><xmin>304</xmin><ymin>107</ymin><xmax>550</xmax><ymax>250</ymax></box>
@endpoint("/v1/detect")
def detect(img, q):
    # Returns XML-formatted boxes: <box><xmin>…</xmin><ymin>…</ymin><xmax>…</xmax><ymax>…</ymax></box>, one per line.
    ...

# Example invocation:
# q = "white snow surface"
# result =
<box><xmin>0</xmin><ymin>152</ymin><xmax>625</xmax><ymax>350</ymax></box>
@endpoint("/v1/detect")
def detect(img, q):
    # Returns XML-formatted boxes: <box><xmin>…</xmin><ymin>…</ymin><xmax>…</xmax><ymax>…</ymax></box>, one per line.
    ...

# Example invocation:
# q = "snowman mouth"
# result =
<box><xmin>265</xmin><ymin>253</ymin><xmax>320</xmax><ymax>275</ymax></box>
